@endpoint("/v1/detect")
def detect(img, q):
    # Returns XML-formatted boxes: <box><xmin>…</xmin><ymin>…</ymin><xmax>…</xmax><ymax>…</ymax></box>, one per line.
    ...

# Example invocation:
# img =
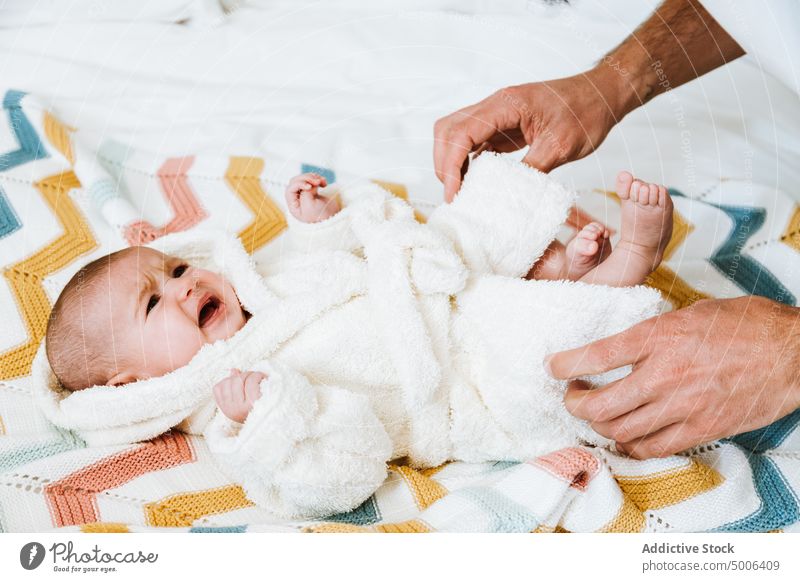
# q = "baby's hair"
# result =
<box><xmin>46</xmin><ymin>247</ymin><xmax>140</xmax><ymax>391</ymax></box>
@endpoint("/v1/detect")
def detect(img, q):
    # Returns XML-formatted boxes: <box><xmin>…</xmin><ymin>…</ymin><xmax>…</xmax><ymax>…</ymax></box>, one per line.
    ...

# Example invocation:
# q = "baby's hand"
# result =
<box><xmin>285</xmin><ymin>173</ymin><xmax>341</xmax><ymax>223</ymax></box>
<box><xmin>213</xmin><ymin>369</ymin><xmax>267</xmax><ymax>424</ymax></box>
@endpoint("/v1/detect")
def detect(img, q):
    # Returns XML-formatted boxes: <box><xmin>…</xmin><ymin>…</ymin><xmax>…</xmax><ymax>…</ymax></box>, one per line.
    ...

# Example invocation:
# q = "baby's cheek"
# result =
<box><xmin>159</xmin><ymin>325</ymin><xmax>206</xmax><ymax>371</ymax></box>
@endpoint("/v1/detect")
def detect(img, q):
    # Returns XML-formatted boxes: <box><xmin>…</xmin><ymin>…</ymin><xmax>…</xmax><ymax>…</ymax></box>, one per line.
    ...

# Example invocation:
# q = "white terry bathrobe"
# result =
<box><xmin>33</xmin><ymin>153</ymin><xmax>662</xmax><ymax>519</ymax></box>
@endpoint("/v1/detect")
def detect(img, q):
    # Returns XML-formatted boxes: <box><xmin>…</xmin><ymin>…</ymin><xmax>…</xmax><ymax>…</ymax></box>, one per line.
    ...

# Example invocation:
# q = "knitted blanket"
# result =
<box><xmin>1</xmin><ymin>90</ymin><xmax>799</xmax><ymax>533</ymax></box>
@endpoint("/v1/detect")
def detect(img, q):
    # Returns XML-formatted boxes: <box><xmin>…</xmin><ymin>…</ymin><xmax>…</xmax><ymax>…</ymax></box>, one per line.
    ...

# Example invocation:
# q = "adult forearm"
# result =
<box><xmin>590</xmin><ymin>0</ymin><xmax>745</xmax><ymax>122</ymax></box>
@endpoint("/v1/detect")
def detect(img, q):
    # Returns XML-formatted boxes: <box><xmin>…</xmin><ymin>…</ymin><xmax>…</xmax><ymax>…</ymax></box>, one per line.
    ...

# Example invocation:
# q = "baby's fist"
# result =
<box><xmin>213</xmin><ymin>369</ymin><xmax>268</xmax><ymax>424</ymax></box>
<box><xmin>285</xmin><ymin>173</ymin><xmax>341</xmax><ymax>223</ymax></box>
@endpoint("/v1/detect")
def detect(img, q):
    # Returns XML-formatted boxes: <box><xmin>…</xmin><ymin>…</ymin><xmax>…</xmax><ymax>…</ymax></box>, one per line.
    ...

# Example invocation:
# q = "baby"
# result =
<box><xmin>37</xmin><ymin>153</ymin><xmax>672</xmax><ymax>518</ymax></box>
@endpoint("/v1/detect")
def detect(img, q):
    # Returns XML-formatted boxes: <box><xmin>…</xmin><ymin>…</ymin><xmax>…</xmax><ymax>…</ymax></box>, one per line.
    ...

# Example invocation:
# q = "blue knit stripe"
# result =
<box><xmin>668</xmin><ymin>189</ymin><xmax>795</xmax><ymax>306</ymax></box>
<box><xmin>0</xmin><ymin>430</ymin><xmax>86</xmax><ymax>473</ymax></box>
<box><xmin>87</xmin><ymin>178</ymin><xmax>119</xmax><ymax>208</ymax></box>
<box><xmin>457</xmin><ymin>487</ymin><xmax>540</xmax><ymax>533</ymax></box>
<box><xmin>708</xmin><ymin>202</ymin><xmax>795</xmax><ymax>305</ymax></box>
<box><xmin>712</xmin><ymin>450</ymin><xmax>800</xmax><ymax>532</ymax></box>
<box><xmin>729</xmin><ymin>409</ymin><xmax>800</xmax><ymax>453</ymax></box>
<box><xmin>190</xmin><ymin>525</ymin><xmax>247</xmax><ymax>533</ymax></box>
<box><xmin>0</xmin><ymin>89</ymin><xmax>49</xmax><ymax>172</ymax></box>
<box><xmin>300</xmin><ymin>163</ymin><xmax>336</xmax><ymax>185</ymax></box>
<box><xmin>322</xmin><ymin>494</ymin><xmax>381</xmax><ymax>525</ymax></box>
<box><xmin>0</xmin><ymin>185</ymin><xmax>22</xmax><ymax>239</ymax></box>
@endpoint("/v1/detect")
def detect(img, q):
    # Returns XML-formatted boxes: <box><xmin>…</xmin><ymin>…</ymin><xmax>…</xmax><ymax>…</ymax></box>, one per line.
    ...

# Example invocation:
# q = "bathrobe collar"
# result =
<box><xmin>31</xmin><ymin>229</ymin><xmax>367</xmax><ymax>446</ymax></box>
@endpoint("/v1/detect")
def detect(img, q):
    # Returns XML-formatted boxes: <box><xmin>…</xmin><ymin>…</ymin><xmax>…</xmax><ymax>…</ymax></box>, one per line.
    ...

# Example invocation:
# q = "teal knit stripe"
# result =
<box><xmin>88</xmin><ymin>178</ymin><xmax>119</xmax><ymax>208</ymax></box>
<box><xmin>189</xmin><ymin>525</ymin><xmax>247</xmax><ymax>533</ymax></box>
<box><xmin>456</xmin><ymin>487</ymin><xmax>540</xmax><ymax>533</ymax></box>
<box><xmin>712</xmin><ymin>450</ymin><xmax>800</xmax><ymax>532</ymax></box>
<box><xmin>0</xmin><ymin>431</ymin><xmax>86</xmax><ymax>473</ymax></box>
<box><xmin>322</xmin><ymin>494</ymin><xmax>381</xmax><ymax>525</ymax></box>
<box><xmin>729</xmin><ymin>409</ymin><xmax>800</xmax><ymax>453</ymax></box>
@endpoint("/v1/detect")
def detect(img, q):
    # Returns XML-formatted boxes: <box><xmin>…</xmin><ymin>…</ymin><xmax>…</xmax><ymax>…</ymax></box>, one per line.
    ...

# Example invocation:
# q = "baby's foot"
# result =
<box><xmin>616</xmin><ymin>171</ymin><xmax>673</xmax><ymax>272</ymax></box>
<box><xmin>564</xmin><ymin>222</ymin><xmax>611</xmax><ymax>280</ymax></box>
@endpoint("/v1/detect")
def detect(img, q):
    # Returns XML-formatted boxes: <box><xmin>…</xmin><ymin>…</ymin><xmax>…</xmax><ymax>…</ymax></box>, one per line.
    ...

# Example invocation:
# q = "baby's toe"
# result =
<box><xmin>576</xmin><ymin>237</ymin><xmax>600</xmax><ymax>256</ymax></box>
<box><xmin>616</xmin><ymin>171</ymin><xmax>634</xmax><ymax>200</ymax></box>
<box><xmin>651</xmin><ymin>184</ymin><xmax>662</xmax><ymax>206</ymax></box>
<box><xmin>630</xmin><ymin>180</ymin><xmax>642</xmax><ymax>203</ymax></box>
<box><xmin>579</xmin><ymin>222</ymin><xmax>604</xmax><ymax>241</ymax></box>
<box><xmin>657</xmin><ymin>185</ymin><xmax>668</xmax><ymax>208</ymax></box>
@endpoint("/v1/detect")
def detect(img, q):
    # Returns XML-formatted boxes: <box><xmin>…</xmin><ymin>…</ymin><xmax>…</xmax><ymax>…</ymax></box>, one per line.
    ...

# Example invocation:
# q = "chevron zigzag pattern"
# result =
<box><xmin>1</xmin><ymin>95</ymin><xmax>800</xmax><ymax>533</ymax></box>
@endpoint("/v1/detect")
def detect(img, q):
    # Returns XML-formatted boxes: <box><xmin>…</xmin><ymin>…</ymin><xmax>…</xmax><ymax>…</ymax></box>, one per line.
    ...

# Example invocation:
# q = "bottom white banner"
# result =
<box><xmin>1</xmin><ymin>533</ymin><xmax>798</xmax><ymax>581</ymax></box>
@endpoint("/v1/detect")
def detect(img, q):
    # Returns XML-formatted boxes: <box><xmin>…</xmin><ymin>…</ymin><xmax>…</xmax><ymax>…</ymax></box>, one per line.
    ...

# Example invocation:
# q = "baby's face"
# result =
<box><xmin>100</xmin><ymin>247</ymin><xmax>247</xmax><ymax>385</ymax></box>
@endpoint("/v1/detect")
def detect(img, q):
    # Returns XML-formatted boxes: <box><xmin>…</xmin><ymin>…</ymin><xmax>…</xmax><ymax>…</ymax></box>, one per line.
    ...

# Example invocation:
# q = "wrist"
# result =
<box><xmin>789</xmin><ymin>307</ymin><xmax>800</xmax><ymax>410</ymax></box>
<box><xmin>584</xmin><ymin>62</ymin><xmax>640</xmax><ymax>125</ymax></box>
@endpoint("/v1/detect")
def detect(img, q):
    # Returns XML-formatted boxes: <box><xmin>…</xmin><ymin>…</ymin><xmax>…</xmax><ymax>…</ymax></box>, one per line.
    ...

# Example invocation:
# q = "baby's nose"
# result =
<box><xmin>169</xmin><ymin>273</ymin><xmax>199</xmax><ymax>300</ymax></box>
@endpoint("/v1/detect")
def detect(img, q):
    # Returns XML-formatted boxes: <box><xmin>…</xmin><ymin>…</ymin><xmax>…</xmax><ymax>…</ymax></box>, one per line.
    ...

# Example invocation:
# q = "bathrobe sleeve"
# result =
<box><xmin>203</xmin><ymin>361</ymin><xmax>393</xmax><ymax>519</ymax></box>
<box><xmin>281</xmin><ymin>183</ymin><xmax>393</xmax><ymax>254</ymax></box>
<box><xmin>426</xmin><ymin>152</ymin><xmax>576</xmax><ymax>278</ymax></box>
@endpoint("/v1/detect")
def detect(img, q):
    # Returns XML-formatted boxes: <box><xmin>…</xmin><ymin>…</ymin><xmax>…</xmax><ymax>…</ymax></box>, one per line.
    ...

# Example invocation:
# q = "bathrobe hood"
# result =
<box><xmin>30</xmin><ymin>224</ymin><xmax>376</xmax><ymax>446</ymax></box>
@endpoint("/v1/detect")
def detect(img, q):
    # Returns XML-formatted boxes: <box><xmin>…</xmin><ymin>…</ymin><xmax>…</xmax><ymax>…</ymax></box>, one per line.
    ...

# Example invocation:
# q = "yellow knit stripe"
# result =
<box><xmin>144</xmin><ymin>485</ymin><xmax>253</xmax><ymax>527</ymax></box>
<box><xmin>663</xmin><ymin>208</ymin><xmax>693</xmax><ymax>261</ymax></box>
<box><xmin>780</xmin><ymin>205</ymin><xmax>800</xmax><ymax>253</ymax></box>
<box><xmin>371</xmin><ymin>179</ymin><xmax>427</xmax><ymax>223</ymax></box>
<box><xmin>375</xmin><ymin>519</ymin><xmax>430</xmax><ymax>533</ymax></box>
<box><xmin>389</xmin><ymin>463</ymin><xmax>448</xmax><ymax>510</ymax></box>
<box><xmin>224</xmin><ymin>157</ymin><xmax>286</xmax><ymax>254</ymax></box>
<box><xmin>43</xmin><ymin>111</ymin><xmax>75</xmax><ymax>165</ymax></box>
<box><xmin>0</xmin><ymin>415</ymin><xmax>6</xmax><ymax>435</ymax></box>
<box><xmin>0</xmin><ymin>172</ymin><xmax>97</xmax><ymax>380</ymax></box>
<box><xmin>80</xmin><ymin>522</ymin><xmax>129</xmax><ymax>533</ymax></box>
<box><xmin>645</xmin><ymin>208</ymin><xmax>712</xmax><ymax>308</ymax></box>
<box><xmin>420</xmin><ymin>463</ymin><xmax>449</xmax><ymax>478</ymax></box>
<box><xmin>532</xmin><ymin>525</ymin><xmax>570</xmax><ymax>533</ymax></box>
<box><xmin>615</xmin><ymin>459</ymin><xmax>724</xmax><ymax>511</ymax></box>
<box><xmin>306</xmin><ymin>523</ymin><xmax>372</xmax><ymax>533</ymax></box>
<box><xmin>599</xmin><ymin>495</ymin><xmax>647</xmax><ymax>532</ymax></box>
<box><xmin>646</xmin><ymin>265</ymin><xmax>712</xmax><ymax>309</ymax></box>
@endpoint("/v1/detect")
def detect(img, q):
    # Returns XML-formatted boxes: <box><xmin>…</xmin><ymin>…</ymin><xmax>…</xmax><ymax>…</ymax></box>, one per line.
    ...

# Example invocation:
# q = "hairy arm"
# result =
<box><xmin>601</xmin><ymin>0</ymin><xmax>746</xmax><ymax>118</ymax></box>
<box><xmin>434</xmin><ymin>0</ymin><xmax>746</xmax><ymax>199</ymax></box>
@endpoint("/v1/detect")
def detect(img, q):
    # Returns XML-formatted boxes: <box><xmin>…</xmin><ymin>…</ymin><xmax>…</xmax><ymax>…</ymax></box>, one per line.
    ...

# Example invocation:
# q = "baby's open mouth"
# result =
<box><xmin>198</xmin><ymin>295</ymin><xmax>222</xmax><ymax>328</ymax></box>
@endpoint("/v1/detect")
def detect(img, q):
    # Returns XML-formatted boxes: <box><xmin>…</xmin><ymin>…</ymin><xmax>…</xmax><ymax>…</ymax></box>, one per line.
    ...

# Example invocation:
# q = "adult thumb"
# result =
<box><xmin>522</xmin><ymin>140</ymin><xmax>563</xmax><ymax>174</ymax></box>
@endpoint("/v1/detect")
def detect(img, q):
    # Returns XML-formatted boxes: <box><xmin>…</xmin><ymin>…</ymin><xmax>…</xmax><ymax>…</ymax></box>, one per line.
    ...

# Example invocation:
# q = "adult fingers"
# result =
<box><xmin>485</xmin><ymin>128</ymin><xmax>527</xmax><ymax>153</ymax></box>
<box><xmin>434</xmin><ymin>109</ymin><xmax>506</xmax><ymax>203</ymax></box>
<box><xmin>590</xmin><ymin>401</ymin><xmax>687</xmax><ymax>443</ymax></box>
<box><xmin>545</xmin><ymin>318</ymin><xmax>655</xmax><ymax>379</ymax></box>
<box><xmin>522</xmin><ymin>140</ymin><xmax>566</xmax><ymax>174</ymax></box>
<box><xmin>616</xmin><ymin>422</ymin><xmax>698</xmax><ymax>459</ymax></box>
<box><xmin>433</xmin><ymin>102</ymin><xmax>480</xmax><ymax>182</ymax></box>
<box><xmin>563</xmin><ymin>372</ymin><xmax>656</xmax><ymax>423</ymax></box>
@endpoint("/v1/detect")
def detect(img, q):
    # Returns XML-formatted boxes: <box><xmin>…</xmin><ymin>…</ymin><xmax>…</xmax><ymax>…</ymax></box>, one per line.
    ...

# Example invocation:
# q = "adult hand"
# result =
<box><xmin>433</xmin><ymin>69</ymin><xmax>625</xmax><ymax>202</ymax></box>
<box><xmin>545</xmin><ymin>296</ymin><xmax>800</xmax><ymax>459</ymax></box>
<box><xmin>432</xmin><ymin>0</ymin><xmax>745</xmax><ymax>202</ymax></box>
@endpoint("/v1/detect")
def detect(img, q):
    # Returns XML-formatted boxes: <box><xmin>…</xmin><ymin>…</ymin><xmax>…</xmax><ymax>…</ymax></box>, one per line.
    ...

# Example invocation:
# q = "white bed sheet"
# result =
<box><xmin>0</xmin><ymin>0</ymin><xmax>797</xmax><ymax>208</ymax></box>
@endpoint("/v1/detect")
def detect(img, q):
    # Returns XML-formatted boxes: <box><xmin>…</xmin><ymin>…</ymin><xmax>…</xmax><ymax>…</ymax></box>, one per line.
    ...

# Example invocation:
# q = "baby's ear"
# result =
<box><xmin>106</xmin><ymin>370</ymin><xmax>138</xmax><ymax>387</ymax></box>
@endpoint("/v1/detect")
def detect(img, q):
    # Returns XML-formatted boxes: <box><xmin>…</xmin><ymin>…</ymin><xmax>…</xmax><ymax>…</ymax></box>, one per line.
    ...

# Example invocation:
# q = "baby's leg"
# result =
<box><xmin>579</xmin><ymin>172</ymin><xmax>673</xmax><ymax>286</ymax></box>
<box><xmin>526</xmin><ymin>223</ymin><xmax>611</xmax><ymax>281</ymax></box>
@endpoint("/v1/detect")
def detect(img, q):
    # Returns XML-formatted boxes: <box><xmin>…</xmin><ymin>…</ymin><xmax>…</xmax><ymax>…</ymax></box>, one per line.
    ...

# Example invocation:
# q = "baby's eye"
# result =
<box><xmin>146</xmin><ymin>295</ymin><xmax>160</xmax><ymax>315</ymax></box>
<box><xmin>172</xmin><ymin>264</ymin><xmax>188</xmax><ymax>277</ymax></box>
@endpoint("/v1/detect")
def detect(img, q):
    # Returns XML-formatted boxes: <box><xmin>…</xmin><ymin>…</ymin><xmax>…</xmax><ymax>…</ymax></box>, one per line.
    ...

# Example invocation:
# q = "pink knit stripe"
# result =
<box><xmin>530</xmin><ymin>447</ymin><xmax>600</xmax><ymax>492</ymax></box>
<box><xmin>157</xmin><ymin>156</ymin><xmax>208</xmax><ymax>234</ymax></box>
<box><xmin>45</xmin><ymin>433</ymin><xmax>195</xmax><ymax>527</ymax></box>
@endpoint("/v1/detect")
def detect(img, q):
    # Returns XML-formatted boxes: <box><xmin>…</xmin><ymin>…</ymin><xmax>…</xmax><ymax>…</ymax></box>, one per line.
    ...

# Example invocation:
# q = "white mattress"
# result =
<box><xmin>0</xmin><ymin>0</ymin><xmax>797</xmax><ymax>207</ymax></box>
